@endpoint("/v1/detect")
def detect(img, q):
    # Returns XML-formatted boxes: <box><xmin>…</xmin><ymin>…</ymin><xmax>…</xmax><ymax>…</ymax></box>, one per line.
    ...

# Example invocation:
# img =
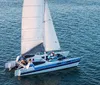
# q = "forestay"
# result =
<box><xmin>44</xmin><ymin>1</ymin><xmax>61</xmax><ymax>51</ymax></box>
<box><xmin>21</xmin><ymin>0</ymin><xmax>45</xmax><ymax>54</ymax></box>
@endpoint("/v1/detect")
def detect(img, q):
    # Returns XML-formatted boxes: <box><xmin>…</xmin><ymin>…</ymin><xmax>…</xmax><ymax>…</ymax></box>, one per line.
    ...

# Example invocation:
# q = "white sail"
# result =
<box><xmin>44</xmin><ymin>1</ymin><xmax>61</xmax><ymax>51</ymax></box>
<box><xmin>21</xmin><ymin>0</ymin><xmax>45</xmax><ymax>54</ymax></box>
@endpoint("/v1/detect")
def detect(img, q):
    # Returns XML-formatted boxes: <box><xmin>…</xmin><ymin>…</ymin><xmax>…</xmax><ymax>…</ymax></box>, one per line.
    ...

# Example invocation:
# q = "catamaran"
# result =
<box><xmin>5</xmin><ymin>0</ymin><xmax>81</xmax><ymax>76</ymax></box>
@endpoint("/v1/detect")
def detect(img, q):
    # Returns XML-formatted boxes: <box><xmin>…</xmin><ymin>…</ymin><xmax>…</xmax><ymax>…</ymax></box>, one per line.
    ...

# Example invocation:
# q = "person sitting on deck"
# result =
<box><xmin>50</xmin><ymin>52</ymin><xmax>55</xmax><ymax>56</ymax></box>
<box><xmin>26</xmin><ymin>59</ymin><xmax>35</xmax><ymax>69</ymax></box>
<box><xmin>48</xmin><ymin>52</ymin><xmax>57</xmax><ymax>61</ymax></box>
<box><xmin>16</xmin><ymin>55</ymin><xmax>27</xmax><ymax>65</ymax></box>
<box><xmin>50</xmin><ymin>52</ymin><xmax>57</xmax><ymax>58</ymax></box>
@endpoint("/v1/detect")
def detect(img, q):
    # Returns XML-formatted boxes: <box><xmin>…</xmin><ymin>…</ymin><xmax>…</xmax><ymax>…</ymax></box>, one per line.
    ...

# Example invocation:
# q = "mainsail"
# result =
<box><xmin>44</xmin><ymin>1</ymin><xmax>61</xmax><ymax>51</ymax></box>
<box><xmin>21</xmin><ymin>0</ymin><xmax>45</xmax><ymax>54</ymax></box>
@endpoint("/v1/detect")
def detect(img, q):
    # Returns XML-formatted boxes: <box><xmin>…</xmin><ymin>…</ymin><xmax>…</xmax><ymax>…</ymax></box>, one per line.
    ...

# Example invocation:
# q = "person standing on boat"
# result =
<box><xmin>26</xmin><ymin>59</ymin><xmax>35</xmax><ymax>69</ymax></box>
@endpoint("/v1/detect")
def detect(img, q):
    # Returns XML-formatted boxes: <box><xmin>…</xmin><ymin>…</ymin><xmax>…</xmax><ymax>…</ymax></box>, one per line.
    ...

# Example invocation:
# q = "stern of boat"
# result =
<box><xmin>15</xmin><ymin>69</ymin><xmax>21</xmax><ymax>76</ymax></box>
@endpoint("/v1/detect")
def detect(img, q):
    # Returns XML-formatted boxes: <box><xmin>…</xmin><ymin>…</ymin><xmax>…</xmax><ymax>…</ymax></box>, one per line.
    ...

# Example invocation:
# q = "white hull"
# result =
<box><xmin>15</xmin><ymin>57</ymin><xmax>81</xmax><ymax>76</ymax></box>
<box><xmin>21</xmin><ymin>62</ymin><xmax>79</xmax><ymax>76</ymax></box>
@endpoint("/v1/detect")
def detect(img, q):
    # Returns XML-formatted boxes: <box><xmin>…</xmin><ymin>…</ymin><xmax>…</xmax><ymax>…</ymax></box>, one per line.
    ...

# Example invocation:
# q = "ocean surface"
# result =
<box><xmin>0</xmin><ymin>0</ymin><xmax>100</xmax><ymax>85</ymax></box>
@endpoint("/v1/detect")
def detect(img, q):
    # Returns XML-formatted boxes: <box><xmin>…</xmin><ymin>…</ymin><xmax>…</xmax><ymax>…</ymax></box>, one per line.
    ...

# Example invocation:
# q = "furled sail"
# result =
<box><xmin>44</xmin><ymin>1</ymin><xmax>61</xmax><ymax>51</ymax></box>
<box><xmin>21</xmin><ymin>0</ymin><xmax>45</xmax><ymax>54</ymax></box>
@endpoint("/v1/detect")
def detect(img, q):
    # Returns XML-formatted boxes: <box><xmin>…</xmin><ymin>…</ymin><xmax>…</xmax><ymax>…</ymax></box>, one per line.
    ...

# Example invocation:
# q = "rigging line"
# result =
<box><xmin>22</xmin><ymin>16</ymin><xmax>41</xmax><ymax>18</ymax></box>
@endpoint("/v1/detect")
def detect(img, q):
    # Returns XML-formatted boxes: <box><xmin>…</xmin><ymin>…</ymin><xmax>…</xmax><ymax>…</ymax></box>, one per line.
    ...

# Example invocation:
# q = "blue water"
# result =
<box><xmin>0</xmin><ymin>0</ymin><xmax>100</xmax><ymax>85</ymax></box>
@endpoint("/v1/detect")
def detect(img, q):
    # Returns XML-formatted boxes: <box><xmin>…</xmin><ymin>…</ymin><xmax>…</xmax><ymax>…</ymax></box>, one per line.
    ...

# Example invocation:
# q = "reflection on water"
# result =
<box><xmin>17</xmin><ymin>67</ymin><xmax>80</xmax><ymax>85</ymax></box>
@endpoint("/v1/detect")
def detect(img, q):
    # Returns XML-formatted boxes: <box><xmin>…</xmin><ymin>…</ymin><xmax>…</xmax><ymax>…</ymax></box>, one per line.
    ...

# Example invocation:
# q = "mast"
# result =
<box><xmin>43</xmin><ymin>0</ymin><xmax>46</xmax><ymax>52</ymax></box>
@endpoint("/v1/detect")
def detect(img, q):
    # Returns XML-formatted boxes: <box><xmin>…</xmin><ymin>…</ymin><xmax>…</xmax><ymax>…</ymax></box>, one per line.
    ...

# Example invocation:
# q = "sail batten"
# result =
<box><xmin>22</xmin><ymin>17</ymin><xmax>41</xmax><ymax>18</ymax></box>
<box><xmin>23</xmin><ymin>5</ymin><xmax>44</xmax><ymax>6</ymax></box>
<box><xmin>22</xmin><ymin>27</ymin><xmax>41</xmax><ymax>29</ymax></box>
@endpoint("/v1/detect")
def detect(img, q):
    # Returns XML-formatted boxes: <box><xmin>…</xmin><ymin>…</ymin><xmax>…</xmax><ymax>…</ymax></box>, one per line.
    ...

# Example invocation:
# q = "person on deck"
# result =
<box><xmin>48</xmin><ymin>52</ymin><xmax>57</xmax><ymax>61</ymax></box>
<box><xmin>50</xmin><ymin>52</ymin><xmax>57</xmax><ymax>57</ymax></box>
<box><xmin>50</xmin><ymin>52</ymin><xmax>55</xmax><ymax>56</ymax></box>
<box><xmin>16</xmin><ymin>55</ymin><xmax>27</xmax><ymax>65</ymax></box>
<box><xmin>26</xmin><ymin>59</ymin><xmax>35</xmax><ymax>69</ymax></box>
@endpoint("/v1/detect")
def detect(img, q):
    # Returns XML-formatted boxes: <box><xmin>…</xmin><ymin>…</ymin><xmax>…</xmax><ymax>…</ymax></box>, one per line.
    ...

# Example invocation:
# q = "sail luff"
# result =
<box><xmin>44</xmin><ymin>1</ymin><xmax>61</xmax><ymax>51</ymax></box>
<box><xmin>21</xmin><ymin>0</ymin><xmax>45</xmax><ymax>54</ymax></box>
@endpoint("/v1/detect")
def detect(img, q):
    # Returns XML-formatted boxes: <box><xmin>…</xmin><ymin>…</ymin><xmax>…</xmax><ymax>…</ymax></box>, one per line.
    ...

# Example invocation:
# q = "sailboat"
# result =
<box><xmin>5</xmin><ymin>0</ymin><xmax>81</xmax><ymax>76</ymax></box>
